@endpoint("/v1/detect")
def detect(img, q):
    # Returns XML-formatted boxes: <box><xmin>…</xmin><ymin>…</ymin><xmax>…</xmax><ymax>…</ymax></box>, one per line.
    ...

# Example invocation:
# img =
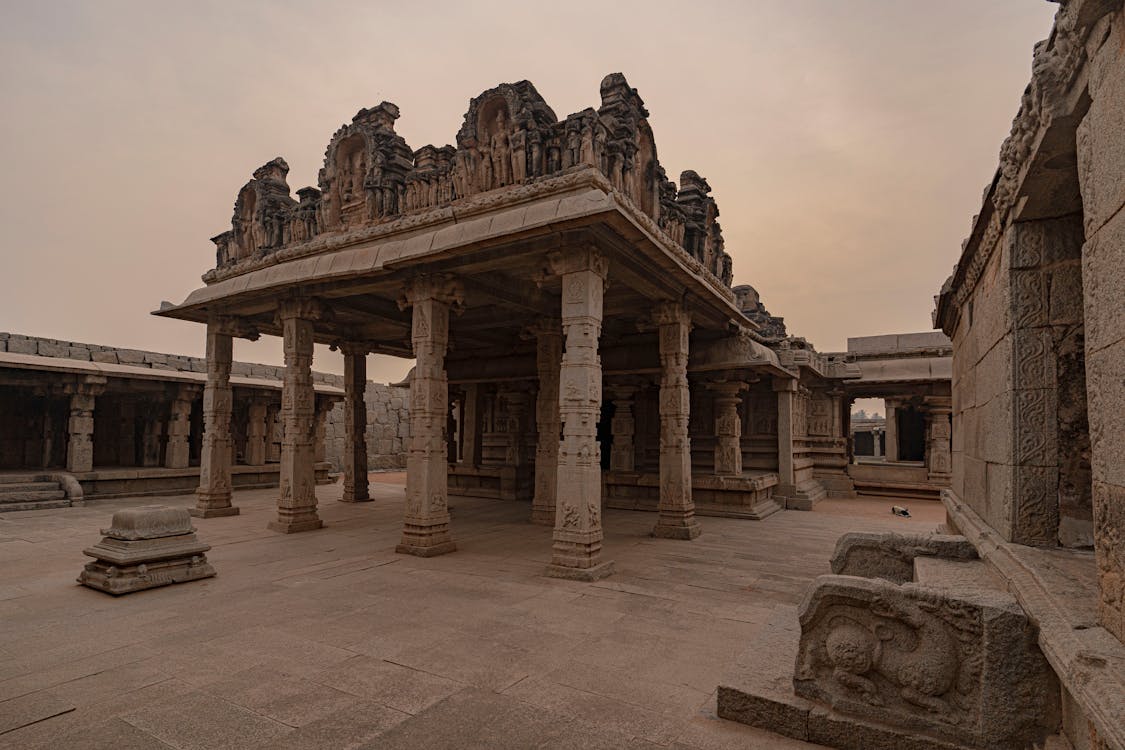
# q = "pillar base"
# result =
<box><xmin>544</xmin><ymin>560</ymin><xmax>615</xmax><ymax>582</ymax></box>
<box><xmin>190</xmin><ymin>506</ymin><xmax>240</xmax><ymax>519</ymax></box>
<box><xmin>530</xmin><ymin>508</ymin><xmax>555</xmax><ymax>525</ymax></box>
<box><xmin>339</xmin><ymin>495</ymin><xmax>373</xmax><ymax>503</ymax></box>
<box><xmin>652</xmin><ymin>520</ymin><xmax>702</xmax><ymax>540</ymax></box>
<box><xmin>396</xmin><ymin>540</ymin><xmax>457</xmax><ymax>557</ymax></box>
<box><xmin>267</xmin><ymin>518</ymin><xmax>323</xmax><ymax>534</ymax></box>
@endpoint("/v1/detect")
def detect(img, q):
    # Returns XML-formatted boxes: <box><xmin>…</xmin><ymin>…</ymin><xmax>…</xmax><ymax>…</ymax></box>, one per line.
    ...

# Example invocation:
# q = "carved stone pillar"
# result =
<box><xmin>499</xmin><ymin>386</ymin><xmax>532</xmax><ymax>501</ymax></box>
<box><xmin>709</xmin><ymin>382</ymin><xmax>745</xmax><ymax>476</ymax></box>
<box><xmin>270</xmin><ymin>298</ymin><xmax>325</xmax><ymax>534</ymax></box>
<box><xmin>460</xmin><ymin>383</ymin><xmax>482</xmax><ymax>468</ymax></box>
<box><xmin>925</xmin><ymin>399</ymin><xmax>952</xmax><ymax>482</ymax></box>
<box><xmin>532</xmin><ymin>319</ymin><xmax>562</xmax><ymax>525</ymax></box>
<box><xmin>775</xmin><ymin>378</ymin><xmax>797</xmax><ymax>495</ymax></box>
<box><xmin>397</xmin><ymin>275</ymin><xmax>463</xmax><ymax>557</ymax></box>
<box><xmin>193</xmin><ymin>321</ymin><xmax>240</xmax><ymax>518</ymax></box>
<box><xmin>340</xmin><ymin>343</ymin><xmax>371</xmax><ymax>502</ymax></box>
<box><xmin>166</xmin><ymin>385</ymin><xmax>200</xmax><ymax>469</ymax></box>
<box><xmin>65</xmin><ymin>378</ymin><xmax>105</xmax><ymax>473</ymax></box>
<box><xmin>266</xmin><ymin>403</ymin><xmax>281</xmax><ymax>462</ymax></box>
<box><xmin>608</xmin><ymin>384</ymin><xmax>637</xmax><ymax>473</ymax></box>
<box><xmin>314</xmin><ymin>395</ymin><xmax>333</xmax><ymax>465</ymax></box>
<box><xmin>546</xmin><ymin>248</ymin><xmax>614</xmax><ymax>580</ymax></box>
<box><xmin>884</xmin><ymin>399</ymin><xmax>899</xmax><ymax>462</ymax></box>
<box><xmin>653</xmin><ymin>301</ymin><xmax>701</xmax><ymax>540</ymax></box>
<box><xmin>141</xmin><ymin>401</ymin><xmax>164</xmax><ymax>467</ymax></box>
<box><xmin>117</xmin><ymin>398</ymin><xmax>136</xmax><ymax>466</ymax></box>
<box><xmin>873</xmin><ymin>429</ymin><xmax>883</xmax><ymax>458</ymax></box>
<box><xmin>243</xmin><ymin>396</ymin><xmax>270</xmax><ymax>467</ymax></box>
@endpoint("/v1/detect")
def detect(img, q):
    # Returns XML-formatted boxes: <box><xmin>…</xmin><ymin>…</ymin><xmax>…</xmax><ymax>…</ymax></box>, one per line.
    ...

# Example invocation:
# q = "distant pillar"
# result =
<box><xmin>397</xmin><ymin>275</ymin><xmax>462</xmax><ymax>557</ymax></box>
<box><xmin>608</xmin><ymin>384</ymin><xmax>637</xmax><ymax>472</ymax></box>
<box><xmin>774</xmin><ymin>378</ymin><xmax>797</xmax><ymax>495</ymax></box>
<box><xmin>141</xmin><ymin>400</ymin><xmax>164</xmax><ymax>467</ymax></box>
<box><xmin>243</xmin><ymin>396</ymin><xmax>270</xmax><ymax>467</ymax></box>
<box><xmin>925</xmin><ymin>399</ymin><xmax>953</xmax><ymax>482</ymax></box>
<box><xmin>166</xmin><ymin>385</ymin><xmax>201</xmax><ymax>469</ymax></box>
<box><xmin>193</xmin><ymin>320</ymin><xmax>240</xmax><ymax>518</ymax></box>
<box><xmin>710</xmin><ymin>382</ymin><xmax>745</xmax><ymax>476</ymax></box>
<box><xmin>266</xmin><ymin>403</ymin><xmax>281</xmax><ymax>462</ymax></box>
<box><xmin>314</xmin><ymin>395</ymin><xmax>333</xmax><ymax>465</ymax></box>
<box><xmin>545</xmin><ymin>247</ymin><xmax>613</xmax><ymax>580</ymax></box>
<box><xmin>65</xmin><ymin>378</ymin><xmax>105</xmax><ymax>473</ymax></box>
<box><xmin>873</xmin><ymin>429</ymin><xmax>883</xmax><ymax>458</ymax></box>
<box><xmin>269</xmin><ymin>298</ymin><xmax>324</xmax><ymax>534</ymax></box>
<box><xmin>532</xmin><ymin>319</ymin><xmax>562</xmax><ymax>525</ymax></box>
<box><xmin>884</xmin><ymin>400</ymin><xmax>899</xmax><ymax>462</ymax></box>
<box><xmin>340</xmin><ymin>343</ymin><xmax>371</xmax><ymax>503</ymax></box>
<box><xmin>653</xmin><ymin>301</ymin><xmax>701</xmax><ymax>540</ymax></box>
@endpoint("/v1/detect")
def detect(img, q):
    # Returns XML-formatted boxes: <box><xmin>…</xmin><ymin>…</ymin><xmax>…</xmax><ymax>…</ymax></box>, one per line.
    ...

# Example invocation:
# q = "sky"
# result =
<box><xmin>0</xmin><ymin>1</ymin><xmax>1058</xmax><ymax>384</ymax></box>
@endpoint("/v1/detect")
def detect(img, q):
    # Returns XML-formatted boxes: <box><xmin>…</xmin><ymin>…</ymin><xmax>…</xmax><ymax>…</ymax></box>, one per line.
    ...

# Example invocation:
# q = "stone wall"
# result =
<box><xmin>0</xmin><ymin>332</ymin><xmax>409</xmax><ymax>472</ymax></box>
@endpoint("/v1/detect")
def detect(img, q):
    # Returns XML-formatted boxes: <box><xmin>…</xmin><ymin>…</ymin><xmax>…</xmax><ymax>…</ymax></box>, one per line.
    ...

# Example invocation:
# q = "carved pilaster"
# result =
<box><xmin>340</xmin><ymin>343</ymin><xmax>371</xmax><ymax>502</ymax></box>
<box><xmin>532</xmin><ymin>319</ymin><xmax>562</xmax><ymax>525</ymax></box>
<box><xmin>653</xmin><ymin>301</ymin><xmax>701</xmax><ymax>540</ymax></box>
<box><xmin>884</xmin><ymin>399</ymin><xmax>900</xmax><ymax>463</ymax></box>
<box><xmin>397</xmin><ymin>275</ymin><xmax>463</xmax><ymax>557</ymax></box>
<box><xmin>544</xmin><ymin>249</ymin><xmax>614</xmax><ymax>580</ymax></box>
<box><xmin>774</xmin><ymin>378</ymin><xmax>797</xmax><ymax>495</ymax></box>
<box><xmin>64</xmin><ymin>378</ymin><xmax>105</xmax><ymax>473</ymax></box>
<box><xmin>709</xmin><ymin>381</ymin><xmax>746</xmax><ymax>476</ymax></box>
<box><xmin>166</xmin><ymin>384</ymin><xmax>201</xmax><ymax>469</ymax></box>
<box><xmin>925</xmin><ymin>399</ymin><xmax>953</xmax><ymax>483</ymax></box>
<box><xmin>269</xmin><ymin>298</ymin><xmax>326</xmax><ymax>533</ymax></box>
<box><xmin>608</xmin><ymin>384</ymin><xmax>637</xmax><ymax>473</ymax></box>
<box><xmin>243</xmin><ymin>396</ymin><xmax>270</xmax><ymax>467</ymax></box>
<box><xmin>193</xmin><ymin>323</ymin><xmax>239</xmax><ymax>517</ymax></box>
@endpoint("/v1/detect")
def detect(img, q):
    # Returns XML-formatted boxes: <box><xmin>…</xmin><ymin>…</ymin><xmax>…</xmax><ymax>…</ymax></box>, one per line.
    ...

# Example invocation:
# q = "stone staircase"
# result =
<box><xmin>0</xmin><ymin>474</ymin><xmax>71</xmax><ymax>512</ymax></box>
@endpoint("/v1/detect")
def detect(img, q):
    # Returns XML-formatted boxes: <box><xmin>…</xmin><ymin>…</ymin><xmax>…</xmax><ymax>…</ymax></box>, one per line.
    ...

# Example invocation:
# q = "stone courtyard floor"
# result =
<box><xmin>0</xmin><ymin>475</ymin><xmax>943</xmax><ymax>749</ymax></box>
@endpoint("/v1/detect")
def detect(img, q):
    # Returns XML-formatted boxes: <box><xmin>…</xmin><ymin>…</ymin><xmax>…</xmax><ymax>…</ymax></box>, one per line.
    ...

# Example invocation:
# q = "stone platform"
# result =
<box><xmin>0</xmin><ymin>479</ymin><xmax>941</xmax><ymax>748</ymax></box>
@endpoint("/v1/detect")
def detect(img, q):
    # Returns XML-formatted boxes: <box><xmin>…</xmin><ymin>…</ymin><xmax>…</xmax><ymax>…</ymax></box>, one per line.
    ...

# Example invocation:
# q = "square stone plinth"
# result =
<box><xmin>395</xmin><ymin>540</ymin><xmax>457</xmax><ymax>557</ymax></box>
<box><xmin>189</xmin><ymin>505</ymin><xmax>240</xmax><ymax>518</ymax></box>
<box><xmin>544</xmin><ymin>560</ymin><xmax>616</xmax><ymax>581</ymax></box>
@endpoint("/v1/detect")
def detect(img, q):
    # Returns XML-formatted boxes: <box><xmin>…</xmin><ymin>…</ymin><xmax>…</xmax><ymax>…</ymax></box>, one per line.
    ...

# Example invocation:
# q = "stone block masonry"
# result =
<box><xmin>0</xmin><ymin>332</ymin><xmax>409</xmax><ymax>472</ymax></box>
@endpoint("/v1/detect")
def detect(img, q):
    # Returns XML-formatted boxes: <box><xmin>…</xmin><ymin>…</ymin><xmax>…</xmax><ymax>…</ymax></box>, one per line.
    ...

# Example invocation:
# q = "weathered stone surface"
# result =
<box><xmin>794</xmin><ymin>574</ymin><xmax>1058</xmax><ymax>750</ymax></box>
<box><xmin>829</xmin><ymin>532</ymin><xmax>977</xmax><ymax>584</ymax></box>
<box><xmin>78</xmin><ymin>505</ymin><xmax>216</xmax><ymax>595</ymax></box>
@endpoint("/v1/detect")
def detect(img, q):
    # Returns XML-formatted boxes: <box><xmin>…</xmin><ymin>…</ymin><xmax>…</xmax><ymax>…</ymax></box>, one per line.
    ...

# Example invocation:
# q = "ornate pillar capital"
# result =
<box><xmin>275</xmin><ymin>296</ymin><xmax>330</xmax><ymax>324</ymax></box>
<box><xmin>398</xmin><ymin>273</ymin><xmax>465</xmax><ymax>310</ymax></box>
<box><xmin>544</xmin><ymin>245</ymin><xmax>608</xmax><ymax>280</ymax></box>
<box><xmin>208</xmin><ymin>314</ymin><xmax>260</xmax><ymax>341</ymax></box>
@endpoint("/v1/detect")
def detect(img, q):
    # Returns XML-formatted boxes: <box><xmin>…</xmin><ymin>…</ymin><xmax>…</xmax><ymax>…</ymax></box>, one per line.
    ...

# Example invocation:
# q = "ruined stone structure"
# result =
<box><xmin>156</xmin><ymin>73</ymin><xmax>866</xmax><ymax>580</ymax></box>
<box><xmin>836</xmin><ymin>332</ymin><xmax>953</xmax><ymax>501</ymax></box>
<box><xmin>0</xmin><ymin>332</ymin><xmax>409</xmax><ymax>507</ymax></box>
<box><xmin>719</xmin><ymin>2</ymin><xmax>1125</xmax><ymax>748</ymax></box>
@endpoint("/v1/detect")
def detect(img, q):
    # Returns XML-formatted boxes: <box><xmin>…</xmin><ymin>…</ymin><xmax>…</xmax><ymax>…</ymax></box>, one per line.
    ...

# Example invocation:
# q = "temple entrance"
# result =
<box><xmin>897</xmin><ymin>407</ymin><xmax>925</xmax><ymax>462</ymax></box>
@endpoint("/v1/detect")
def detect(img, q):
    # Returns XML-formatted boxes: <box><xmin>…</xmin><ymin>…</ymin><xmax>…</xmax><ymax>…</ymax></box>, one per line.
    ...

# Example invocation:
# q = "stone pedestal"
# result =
<box><xmin>653</xmin><ymin>302</ymin><xmax>701</xmax><ymax>540</ymax></box>
<box><xmin>397</xmin><ymin>275</ymin><xmax>462</xmax><ymax>557</ymax></box>
<box><xmin>545</xmin><ymin>249</ymin><xmax>614</xmax><ymax>581</ymax></box>
<box><xmin>78</xmin><ymin>505</ymin><xmax>215</xmax><ymax>595</ymax></box>
<box><xmin>532</xmin><ymin>320</ymin><xmax>562</xmax><ymax>525</ymax></box>
<box><xmin>341</xmin><ymin>344</ymin><xmax>371</xmax><ymax>502</ymax></box>
<box><xmin>193</xmin><ymin>323</ymin><xmax>239</xmax><ymax>518</ymax></box>
<box><xmin>270</xmin><ymin>299</ymin><xmax>324</xmax><ymax>534</ymax></box>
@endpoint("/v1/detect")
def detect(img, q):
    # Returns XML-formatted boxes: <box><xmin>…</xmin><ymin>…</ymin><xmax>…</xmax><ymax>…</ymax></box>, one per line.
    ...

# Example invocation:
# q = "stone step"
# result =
<box><xmin>913</xmin><ymin>555</ymin><xmax>1006</xmax><ymax>592</ymax></box>
<box><xmin>0</xmin><ymin>489</ymin><xmax>66</xmax><ymax>504</ymax></box>
<box><xmin>0</xmin><ymin>481</ymin><xmax>62</xmax><ymax>493</ymax></box>
<box><xmin>0</xmin><ymin>474</ymin><xmax>53</xmax><ymax>485</ymax></box>
<box><xmin>0</xmin><ymin>500</ymin><xmax>70</xmax><ymax>512</ymax></box>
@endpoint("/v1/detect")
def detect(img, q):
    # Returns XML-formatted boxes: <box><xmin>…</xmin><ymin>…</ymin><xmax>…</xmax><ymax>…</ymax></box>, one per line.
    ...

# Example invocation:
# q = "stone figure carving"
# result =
<box><xmin>490</xmin><ymin>111</ymin><xmax>512</xmax><ymax>187</ymax></box>
<box><xmin>509</xmin><ymin>126</ymin><xmax>527</xmax><ymax>184</ymax></box>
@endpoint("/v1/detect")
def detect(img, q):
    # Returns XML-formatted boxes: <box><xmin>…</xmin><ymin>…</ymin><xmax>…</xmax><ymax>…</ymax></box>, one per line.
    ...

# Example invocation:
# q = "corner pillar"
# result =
<box><xmin>193</xmin><ymin>318</ymin><xmax>253</xmax><ymax>518</ymax></box>
<box><xmin>397</xmin><ymin>275</ymin><xmax>463</xmax><ymax>557</ymax></box>
<box><xmin>774</xmin><ymin>378</ymin><xmax>797</xmax><ymax>496</ymax></box>
<box><xmin>545</xmin><ymin>247</ymin><xmax>614</xmax><ymax>580</ymax></box>
<box><xmin>653</xmin><ymin>301</ymin><xmax>701</xmax><ymax>539</ymax></box>
<box><xmin>269</xmin><ymin>298</ymin><xmax>325</xmax><ymax>533</ymax></box>
<box><xmin>884</xmin><ymin>399</ymin><xmax>899</xmax><ymax>462</ymax></box>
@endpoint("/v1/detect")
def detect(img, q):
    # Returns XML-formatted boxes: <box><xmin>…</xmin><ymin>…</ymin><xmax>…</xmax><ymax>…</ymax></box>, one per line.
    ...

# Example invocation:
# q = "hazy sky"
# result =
<box><xmin>0</xmin><ymin>1</ymin><xmax>1057</xmax><ymax>383</ymax></box>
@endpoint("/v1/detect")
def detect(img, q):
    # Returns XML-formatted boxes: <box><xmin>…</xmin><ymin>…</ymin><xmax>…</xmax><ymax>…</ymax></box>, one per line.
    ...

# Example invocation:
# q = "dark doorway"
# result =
<box><xmin>899</xmin><ymin>408</ymin><xmax>926</xmax><ymax>461</ymax></box>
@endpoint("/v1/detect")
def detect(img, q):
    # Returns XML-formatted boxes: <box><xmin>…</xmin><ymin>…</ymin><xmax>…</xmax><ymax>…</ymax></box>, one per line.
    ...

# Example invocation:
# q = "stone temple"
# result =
<box><xmin>2</xmin><ymin>2</ymin><xmax>1123</xmax><ymax>748</ymax></box>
